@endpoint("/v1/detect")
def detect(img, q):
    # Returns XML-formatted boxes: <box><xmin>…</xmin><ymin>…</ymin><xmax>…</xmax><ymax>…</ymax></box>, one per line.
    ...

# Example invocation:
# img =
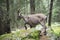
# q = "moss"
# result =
<box><xmin>0</xmin><ymin>29</ymin><xmax>40</xmax><ymax>40</ymax></box>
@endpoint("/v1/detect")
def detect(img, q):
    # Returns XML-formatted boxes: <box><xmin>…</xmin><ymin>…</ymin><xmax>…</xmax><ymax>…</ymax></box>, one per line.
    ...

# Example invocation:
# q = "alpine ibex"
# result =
<box><xmin>17</xmin><ymin>9</ymin><xmax>47</xmax><ymax>35</ymax></box>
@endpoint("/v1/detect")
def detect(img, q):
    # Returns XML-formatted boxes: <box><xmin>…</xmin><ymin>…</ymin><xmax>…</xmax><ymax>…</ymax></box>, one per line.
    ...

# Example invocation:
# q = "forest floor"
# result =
<box><xmin>0</xmin><ymin>23</ymin><xmax>60</xmax><ymax>40</ymax></box>
<box><xmin>0</xmin><ymin>28</ymin><xmax>40</xmax><ymax>40</ymax></box>
<box><xmin>40</xmin><ymin>35</ymin><xmax>50</xmax><ymax>40</ymax></box>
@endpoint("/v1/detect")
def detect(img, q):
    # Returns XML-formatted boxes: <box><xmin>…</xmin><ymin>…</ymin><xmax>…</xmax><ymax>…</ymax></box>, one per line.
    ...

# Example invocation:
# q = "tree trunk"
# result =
<box><xmin>48</xmin><ymin>0</ymin><xmax>53</xmax><ymax>26</ymax></box>
<box><xmin>30</xmin><ymin>0</ymin><xmax>35</xmax><ymax>14</ymax></box>
<box><xmin>0</xmin><ymin>7</ymin><xmax>5</xmax><ymax>35</ymax></box>
<box><xmin>5</xmin><ymin>0</ymin><xmax>11</xmax><ymax>33</ymax></box>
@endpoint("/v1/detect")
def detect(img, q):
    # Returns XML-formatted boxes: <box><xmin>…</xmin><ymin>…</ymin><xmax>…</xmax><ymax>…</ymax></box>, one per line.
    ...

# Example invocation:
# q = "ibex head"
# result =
<box><xmin>17</xmin><ymin>9</ymin><xmax>23</xmax><ymax>20</ymax></box>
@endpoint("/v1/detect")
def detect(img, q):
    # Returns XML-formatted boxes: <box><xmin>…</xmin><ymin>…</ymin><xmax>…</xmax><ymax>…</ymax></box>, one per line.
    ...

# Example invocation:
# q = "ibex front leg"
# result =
<box><xmin>24</xmin><ymin>23</ymin><xmax>27</xmax><ymax>30</ymax></box>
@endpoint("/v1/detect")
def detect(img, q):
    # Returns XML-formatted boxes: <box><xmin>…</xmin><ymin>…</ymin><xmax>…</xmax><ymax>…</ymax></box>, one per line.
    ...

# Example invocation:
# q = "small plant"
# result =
<box><xmin>21</xmin><ymin>30</ymin><xmax>40</xmax><ymax>40</ymax></box>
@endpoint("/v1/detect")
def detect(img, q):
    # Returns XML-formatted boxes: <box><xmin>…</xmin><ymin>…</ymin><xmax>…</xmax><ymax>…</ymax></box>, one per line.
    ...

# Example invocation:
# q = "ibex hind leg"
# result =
<box><xmin>40</xmin><ymin>22</ymin><xmax>47</xmax><ymax>35</ymax></box>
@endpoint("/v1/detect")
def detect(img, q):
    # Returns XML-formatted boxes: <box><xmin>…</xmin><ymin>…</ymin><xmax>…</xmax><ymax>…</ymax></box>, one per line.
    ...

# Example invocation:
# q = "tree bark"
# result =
<box><xmin>5</xmin><ymin>0</ymin><xmax>11</xmax><ymax>33</ymax></box>
<box><xmin>0</xmin><ymin>7</ymin><xmax>5</xmax><ymax>35</ymax></box>
<box><xmin>30</xmin><ymin>0</ymin><xmax>35</xmax><ymax>14</ymax></box>
<box><xmin>48</xmin><ymin>0</ymin><xmax>53</xmax><ymax>26</ymax></box>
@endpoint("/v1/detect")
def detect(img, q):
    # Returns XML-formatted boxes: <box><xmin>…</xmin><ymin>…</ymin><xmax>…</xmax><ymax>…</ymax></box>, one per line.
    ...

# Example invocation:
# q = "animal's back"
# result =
<box><xmin>28</xmin><ymin>13</ymin><xmax>47</xmax><ymax>20</ymax></box>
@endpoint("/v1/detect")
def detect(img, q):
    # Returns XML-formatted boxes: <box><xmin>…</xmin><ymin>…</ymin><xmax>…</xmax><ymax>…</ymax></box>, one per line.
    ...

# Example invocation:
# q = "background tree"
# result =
<box><xmin>30</xmin><ymin>0</ymin><xmax>35</xmax><ymax>14</ymax></box>
<box><xmin>48</xmin><ymin>0</ymin><xmax>54</xmax><ymax>26</ymax></box>
<box><xmin>0</xmin><ymin>7</ymin><xmax>5</xmax><ymax>35</ymax></box>
<box><xmin>0</xmin><ymin>0</ymin><xmax>11</xmax><ymax>35</ymax></box>
<box><xmin>5</xmin><ymin>0</ymin><xmax>11</xmax><ymax>33</ymax></box>
<box><xmin>52</xmin><ymin>0</ymin><xmax>60</xmax><ymax>22</ymax></box>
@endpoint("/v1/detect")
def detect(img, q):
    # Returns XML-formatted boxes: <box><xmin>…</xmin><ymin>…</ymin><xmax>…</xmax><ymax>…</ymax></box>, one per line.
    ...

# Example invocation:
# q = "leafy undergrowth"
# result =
<box><xmin>0</xmin><ymin>28</ymin><xmax>40</xmax><ymax>40</ymax></box>
<box><xmin>21</xmin><ymin>30</ymin><xmax>40</xmax><ymax>40</ymax></box>
<box><xmin>47</xmin><ymin>23</ymin><xmax>60</xmax><ymax>37</ymax></box>
<box><xmin>0</xmin><ymin>23</ymin><xmax>60</xmax><ymax>40</ymax></box>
